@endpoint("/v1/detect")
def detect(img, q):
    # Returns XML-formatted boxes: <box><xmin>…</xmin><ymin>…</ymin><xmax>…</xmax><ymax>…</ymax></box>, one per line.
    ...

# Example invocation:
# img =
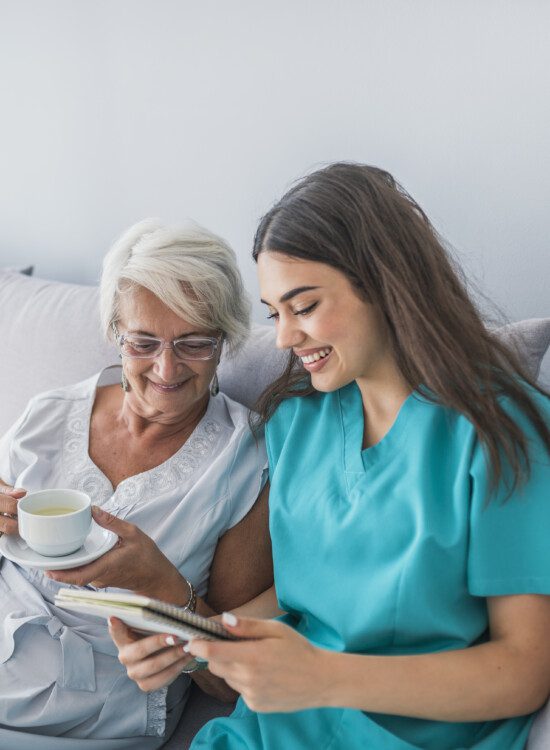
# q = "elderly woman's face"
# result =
<box><xmin>116</xmin><ymin>287</ymin><xmax>220</xmax><ymax>424</ymax></box>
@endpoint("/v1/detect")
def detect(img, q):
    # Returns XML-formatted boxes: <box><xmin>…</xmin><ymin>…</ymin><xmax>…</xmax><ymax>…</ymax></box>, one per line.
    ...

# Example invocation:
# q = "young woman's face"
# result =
<box><xmin>257</xmin><ymin>251</ymin><xmax>392</xmax><ymax>392</ymax></box>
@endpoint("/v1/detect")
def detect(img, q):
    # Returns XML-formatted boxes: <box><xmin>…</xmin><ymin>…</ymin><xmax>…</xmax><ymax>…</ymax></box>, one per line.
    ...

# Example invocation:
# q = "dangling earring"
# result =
<box><xmin>121</xmin><ymin>369</ymin><xmax>130</xmax><ymax>392</ymax></box>
<box><xmin>210</xmin><ymin>372</ymin><xmax>219</xmax><ymax>397</ymax></box>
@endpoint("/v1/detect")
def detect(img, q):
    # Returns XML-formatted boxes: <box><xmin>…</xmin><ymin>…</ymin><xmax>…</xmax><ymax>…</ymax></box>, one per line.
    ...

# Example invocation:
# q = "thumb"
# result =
<box><xmin>92</xmin><ymin>505</ymin><xmax>132</xmax><ymax>537</ymax></box>
<box><xmin>108</xmin><ymin>616</ymin><xmax>141</xmax><ymax>646</ymax></box>
<box><xmin>221</xmin><ymin>612</ymin><xmax>284</xmax><ymax>640</ymax></box>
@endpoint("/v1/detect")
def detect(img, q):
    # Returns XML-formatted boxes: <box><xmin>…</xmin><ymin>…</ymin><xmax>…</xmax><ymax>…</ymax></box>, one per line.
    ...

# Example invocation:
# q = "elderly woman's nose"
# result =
<box><xmin>154</xmin><ymin>347</ymin><xmax>181</xmax><ymax>379</ymax></box>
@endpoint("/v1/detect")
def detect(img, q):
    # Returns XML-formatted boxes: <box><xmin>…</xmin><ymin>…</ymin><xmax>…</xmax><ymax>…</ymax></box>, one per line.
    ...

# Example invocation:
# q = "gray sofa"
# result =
<box><xmin>0</xmin><ymin>270</ymin><xmax>548</xmax><ymax>748</ymax></box>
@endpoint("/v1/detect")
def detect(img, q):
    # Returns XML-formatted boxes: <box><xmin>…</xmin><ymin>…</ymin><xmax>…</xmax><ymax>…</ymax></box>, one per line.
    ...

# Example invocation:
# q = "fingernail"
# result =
<box><xmin>92</xmin><ymin>505</ymin><xmax>104</xmax><ymax>515</ymax></box>
<box><xmin>183</xmin><ymin>643</ymin><xmax>190</xmax><ymax>653</ymax></box>
<box><xmin>222</xmin><ymin>612</ymin><xmax>238</xmax><ymax>626</ymax></box>
<box><xmin>165</xmin><ymin>636</ymin><xmax>175</xmax><ymax>646</ymax></box>
<box><xmin>108</xmin><ymin>617</ymin><xmax>115</xmax><ymax>628</ymax></box>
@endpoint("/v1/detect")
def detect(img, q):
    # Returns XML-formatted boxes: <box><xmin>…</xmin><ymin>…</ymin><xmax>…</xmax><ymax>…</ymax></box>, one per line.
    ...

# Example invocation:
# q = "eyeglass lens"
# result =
<box><xmin>120</xmin><ymin>335</ymin><xmax>217</xmax><ymax>360</ymax></box>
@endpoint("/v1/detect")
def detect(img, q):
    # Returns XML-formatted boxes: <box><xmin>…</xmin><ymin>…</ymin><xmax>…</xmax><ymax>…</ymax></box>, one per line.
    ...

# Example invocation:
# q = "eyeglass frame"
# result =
<box><xmin>111</xmin><ymin>323</ymin><xmax>223</xmax><ymax>362</ymax></box>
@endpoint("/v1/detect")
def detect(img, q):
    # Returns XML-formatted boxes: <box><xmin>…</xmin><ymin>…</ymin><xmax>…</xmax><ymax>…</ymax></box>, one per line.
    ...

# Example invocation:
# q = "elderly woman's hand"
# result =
<box><xmin>46</xmin><ymin>506</ymin><xmax>189</xmax><ymax>604</ymax></box>
<box><xmin>109</xmin><ymin>615</ymin><xmax>238</xmax><ymax>702</ymax></box>
<box><xmin>0</xmin><ymin>481</ymin><xmax>26</xmax><ymax>535</ymax></box>
<box><xmin>108</xmin><ymin>617</ymin><xmax>195</xmax><ymax>691</ymax></box>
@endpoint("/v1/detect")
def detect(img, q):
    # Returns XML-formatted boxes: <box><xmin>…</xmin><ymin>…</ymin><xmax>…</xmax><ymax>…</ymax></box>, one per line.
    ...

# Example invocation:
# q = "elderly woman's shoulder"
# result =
<box><xmin>27</xmin><ymin>373</ymin><xmax>100</xmax><ymax>408</ymax></box>
<box><xmin>211</xmin><ymin>391</ymin><xmax>261</xmax><ymax>433</ymax></box>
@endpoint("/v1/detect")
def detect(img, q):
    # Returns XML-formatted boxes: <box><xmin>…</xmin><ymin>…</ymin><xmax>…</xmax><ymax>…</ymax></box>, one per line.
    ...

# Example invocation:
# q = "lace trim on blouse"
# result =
<box><xmin>145</xmin><ymin>686</ymin><xmax>168</xmax><ymax>736</ymax></box>
<box><xmin>62</xmin><ymin>390</ymin><xmax>221</xmax><ymax>516</ymax></box>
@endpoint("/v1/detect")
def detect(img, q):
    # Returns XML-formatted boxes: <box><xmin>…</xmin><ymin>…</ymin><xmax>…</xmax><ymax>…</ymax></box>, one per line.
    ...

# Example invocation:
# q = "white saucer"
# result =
<box><xmin>0</xmin><ymin>520</ymin><xmax>118</xmax><ymax>570</ymax></box>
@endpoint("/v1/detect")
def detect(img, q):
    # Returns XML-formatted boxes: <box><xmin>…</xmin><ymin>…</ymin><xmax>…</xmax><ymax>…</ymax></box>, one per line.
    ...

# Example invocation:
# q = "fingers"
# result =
<box><xmin>92</xmin><ymin>505</ymin><xmax>135</xmax><ymax>538</ymax></box>
<box><xmin>0</xmin><ymin>514</ymin><xmax>19</xmax><ymax>535</ymax></box>
<box><xmin>45</xmin><ymin>555</ymin><xmax>111</xmax><ymax>586</ymax></box>
<box><xmin>45</xmin><ymin>535</ymin><xmax>126</xmax><ymax>585</ymax></box>
<box><xmin>0</xmin><ymin>485</ymin><xmax>25</xmax><ymax>525</ymax></box>
<box><xmin>0</xmin><ymin>483</ymin><xmax>26</xmax><ymax>499</ymax></box>
<box><xmin>109</xmin><ymin>621</ymin><xmax>191</xmax><ymax>691</ymax></box>
<box><xmin>185</xmin><ymin>614</ymin><xmax>285</xmax><ymax>667</ymax></box>
<box><xmin>219</xmin><ymin>612</ymin><xmax>285</xmax><ymax>640</ymax></box>
<box><xmin>0</xmin><ymin>484</ymin><xmax>24</xmax><ymax>534</ymax></box>
<box><xmin>107</xmin><ymin>617</ymin><xmax>140</xmax><ymax>647</ymax></box>
<box><xmin>111</xmin><ymin>625</ymin><xmax>182</xmax><ymax>664</ymax></box>
<box><xmin>129</xmin><ymin>655</ymin><xmax>192</xmax><ymax>692</ymax></box>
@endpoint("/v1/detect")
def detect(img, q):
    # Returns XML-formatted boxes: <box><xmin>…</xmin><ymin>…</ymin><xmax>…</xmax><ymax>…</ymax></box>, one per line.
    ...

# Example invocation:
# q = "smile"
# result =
<box><xmin>299</xmin><ymin>348</ymin><xmax>332</xmax><ymax>364</ymax></box>
<box><xmin>149</xmin><ymin>379</ymin><xmax>189</xmax><ymax>393</ymax></box>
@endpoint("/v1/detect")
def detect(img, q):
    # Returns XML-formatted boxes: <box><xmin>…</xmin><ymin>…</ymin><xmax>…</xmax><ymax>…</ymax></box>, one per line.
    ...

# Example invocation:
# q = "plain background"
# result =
<box><xmin>0</xmin><ymin>0</ymin><xmax>548</xmax><ymax>379</ymax></box>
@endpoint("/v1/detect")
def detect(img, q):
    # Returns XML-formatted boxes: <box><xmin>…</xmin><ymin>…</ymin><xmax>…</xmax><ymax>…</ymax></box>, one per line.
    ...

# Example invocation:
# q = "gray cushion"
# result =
<box><xmin>496</xmin><ymin>318</ymin><xmax>550</xmax><ymax>381</ymax></box>
<box><xmin>527</xmin><ymin>697</ymin><xmax>550</xmax><ymax>750</ymax></box>
<box><xmin>162</xmin><ymin>684</ymin><xmax>234</xmax><ymax>750</ymax></box>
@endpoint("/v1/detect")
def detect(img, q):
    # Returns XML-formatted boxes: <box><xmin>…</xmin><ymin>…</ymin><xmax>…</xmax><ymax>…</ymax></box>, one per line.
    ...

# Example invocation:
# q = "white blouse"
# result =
<box><xmin>0</xmin><ymin>366</ymin><xmax>267</xmax><ymax>748</ymax></box>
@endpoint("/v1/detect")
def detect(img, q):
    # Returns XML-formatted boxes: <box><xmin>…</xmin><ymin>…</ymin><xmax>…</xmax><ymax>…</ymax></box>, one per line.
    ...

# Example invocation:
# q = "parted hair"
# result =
<box><xmin>252</xmin><ymin>162</ymin><xmax>550</xmax><ymax>498</ymax></box>
<box><xmin>100</xmin><ymin>219</ymin><xmax>250</xmax><ymax>356</ymax></box>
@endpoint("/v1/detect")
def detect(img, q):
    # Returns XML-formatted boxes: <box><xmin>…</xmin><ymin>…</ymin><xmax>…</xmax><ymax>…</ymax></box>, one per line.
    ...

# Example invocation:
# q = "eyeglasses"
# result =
<box><xmin>114</xmin><ymin>326</ymin><xmax>221</xmax><ymax>361</ymax></box>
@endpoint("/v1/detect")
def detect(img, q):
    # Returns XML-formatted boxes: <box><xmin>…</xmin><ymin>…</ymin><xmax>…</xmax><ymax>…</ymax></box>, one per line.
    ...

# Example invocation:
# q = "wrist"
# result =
<box><xmin>142</xmin><ymin>567</ymin><xmax>191</xmax><ymax>607</ymax></box>
<box><xmin>313</xmin><ymin>648</ymin><xmax>351</xmax><ymax>709</ymax></box>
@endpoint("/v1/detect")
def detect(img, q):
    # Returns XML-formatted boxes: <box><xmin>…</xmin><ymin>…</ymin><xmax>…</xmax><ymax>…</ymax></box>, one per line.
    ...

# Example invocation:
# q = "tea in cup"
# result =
<box><xmin>17</xmin><ymin>489</ymin><xmax>92</xmax><ymax>556</ymax></box>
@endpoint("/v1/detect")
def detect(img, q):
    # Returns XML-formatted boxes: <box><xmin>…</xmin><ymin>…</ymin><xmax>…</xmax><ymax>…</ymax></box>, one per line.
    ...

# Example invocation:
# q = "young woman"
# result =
<box><xmin>112</xmin><ymin>164</ymin><xmax>550</xmax><ymax>750</ymax></box>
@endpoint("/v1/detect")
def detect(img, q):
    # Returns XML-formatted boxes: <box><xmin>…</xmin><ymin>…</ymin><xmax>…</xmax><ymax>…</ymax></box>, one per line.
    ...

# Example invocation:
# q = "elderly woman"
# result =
<box><xmin>0</xmin><ymin>219</ymin><xmax>272</xmax><ymax>749</ymax></box>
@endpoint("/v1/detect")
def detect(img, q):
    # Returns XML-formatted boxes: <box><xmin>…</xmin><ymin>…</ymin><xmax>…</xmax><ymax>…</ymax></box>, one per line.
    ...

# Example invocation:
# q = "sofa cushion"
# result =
<box><xmin>526</xmin><ymin>697</ymin><xmax>550</xmax><ymax>750</ymax></box>
<box><xmin>496</xmin><ymin>318</ymin><xmax>550</xmax><ymax>381</ymax></box>
<box><xmin>0</xmin><ymin>272</ymin><xmax>116</xmax><ymax>437</ymax></box>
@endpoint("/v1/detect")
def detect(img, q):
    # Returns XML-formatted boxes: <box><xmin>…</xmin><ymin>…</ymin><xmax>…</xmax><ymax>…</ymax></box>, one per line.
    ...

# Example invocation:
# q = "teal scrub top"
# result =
<box><xmin>193</xmin><ymin>383</ymin><xmax>550</xmax><ymax>750</ymax></box>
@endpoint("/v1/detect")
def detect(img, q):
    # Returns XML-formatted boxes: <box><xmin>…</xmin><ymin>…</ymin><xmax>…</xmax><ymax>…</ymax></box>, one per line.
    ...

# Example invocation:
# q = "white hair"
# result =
<box><xmin>100</xmin><ymin>219</ymin><xmax>250</xmax><ymax>355</ymax></box>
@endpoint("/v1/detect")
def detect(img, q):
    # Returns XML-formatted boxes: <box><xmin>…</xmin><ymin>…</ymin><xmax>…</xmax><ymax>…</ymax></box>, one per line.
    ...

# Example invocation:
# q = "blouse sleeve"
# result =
<box><xmin>226</xmin><ymin>423</ymin><xmax>269</xmax><ymax>529</ymax></box>
<box><xmin>0</xmin><ymin>402</ymin><xmax>34</xmax><ymax>486</ymax></box>
<box><xmin>467</xmin><ymin>389</ymin><xmax>550</xmax><ymax>597</ymax></box>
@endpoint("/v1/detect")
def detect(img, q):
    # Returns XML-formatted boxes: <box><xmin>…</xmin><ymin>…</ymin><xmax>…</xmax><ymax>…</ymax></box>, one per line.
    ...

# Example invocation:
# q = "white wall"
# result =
<box><xmin>1</xmin><ymin>0</ymin><xmax>548</xmax><ymax>375</ymax></box>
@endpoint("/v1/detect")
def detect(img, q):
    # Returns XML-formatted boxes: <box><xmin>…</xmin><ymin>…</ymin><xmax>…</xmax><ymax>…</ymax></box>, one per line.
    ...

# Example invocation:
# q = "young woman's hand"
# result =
<box><xmin>0</xmin><ymin>481</ymin><xmax>26</xmax><ymax>535</ymax></box>
<box><xmin>186</xmin><ymin>614</ymin><xmax>332</xmax><ymax>713</ymax></box>
<box><xmin>45</xmin><ymin>506</ymin><xmax>189</xmax><ymax>604</ymax></box>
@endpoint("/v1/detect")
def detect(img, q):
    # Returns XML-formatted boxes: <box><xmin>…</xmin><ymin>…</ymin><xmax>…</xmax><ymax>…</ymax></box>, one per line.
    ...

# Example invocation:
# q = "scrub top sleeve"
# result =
<box><xmin>226</xmin><ymin>424</ymin><xmax>269</xmax><ymax>529</ymax></box>
<box><xmin>467</xmin><ymin>391</ymin><xmax>550</xmax><ymax>597</ymax></box>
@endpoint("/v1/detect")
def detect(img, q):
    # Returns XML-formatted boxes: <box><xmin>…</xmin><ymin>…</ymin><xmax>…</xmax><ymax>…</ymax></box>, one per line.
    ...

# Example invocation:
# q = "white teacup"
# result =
<box><xmin>18</xmin><ymin>489</ymin><xmax>92</xmax><ymax>557</ymax></box>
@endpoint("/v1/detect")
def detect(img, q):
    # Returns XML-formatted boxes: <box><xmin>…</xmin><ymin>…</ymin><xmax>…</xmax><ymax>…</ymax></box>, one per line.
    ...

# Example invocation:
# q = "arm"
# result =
<box><xmin>187</xmin><ymin>482</ymin><xmax>274</xmax><ymax>699</ymax></box>
<box><xmin>187</xmin><ymin>593</ymin><xmax>550</xmax><ymax>719</ymax></box>
<box><xmin>203</xmin><ymin>481</ymin><xmax>273</xmax><ymax>613</ymax></box>
<box><xmin>109</xmin><ymin>484</ymin><xmax>276</xmax><ymax>699</ymax></box>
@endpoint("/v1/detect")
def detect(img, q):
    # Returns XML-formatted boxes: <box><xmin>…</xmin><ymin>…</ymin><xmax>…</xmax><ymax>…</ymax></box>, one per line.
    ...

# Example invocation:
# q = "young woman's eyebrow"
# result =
<box><xmin>260</xmin><ymin>286</ymin><xmax>321</xmax><ymax>306</ymax></box>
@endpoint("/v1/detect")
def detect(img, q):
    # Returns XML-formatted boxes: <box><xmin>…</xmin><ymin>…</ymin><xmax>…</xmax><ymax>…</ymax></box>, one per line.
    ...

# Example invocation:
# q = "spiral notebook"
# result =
<box><xmin>54</xmin><ymin>588</ymin><xmax>239</xmax><ymax>641</ymax></box>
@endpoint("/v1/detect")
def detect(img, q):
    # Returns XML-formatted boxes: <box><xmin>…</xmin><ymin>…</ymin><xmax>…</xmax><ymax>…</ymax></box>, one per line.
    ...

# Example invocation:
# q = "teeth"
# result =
<box><xmin>300</xmin><ymin>348</ymin><xmax>331</xmax><ymax>364</ymax></box>
<box><xmin>155</xmin><ymin>381</ymin><xmax>184</xmax><ymax>389</ymax></box>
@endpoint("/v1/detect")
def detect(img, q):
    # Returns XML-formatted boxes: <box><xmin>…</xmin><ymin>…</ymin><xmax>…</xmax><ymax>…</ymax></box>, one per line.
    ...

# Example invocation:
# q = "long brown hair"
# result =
<box><xmin>252</xmin><ymin>162</ymin><xmax>550</xmax><ymax>498</ymax></box>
